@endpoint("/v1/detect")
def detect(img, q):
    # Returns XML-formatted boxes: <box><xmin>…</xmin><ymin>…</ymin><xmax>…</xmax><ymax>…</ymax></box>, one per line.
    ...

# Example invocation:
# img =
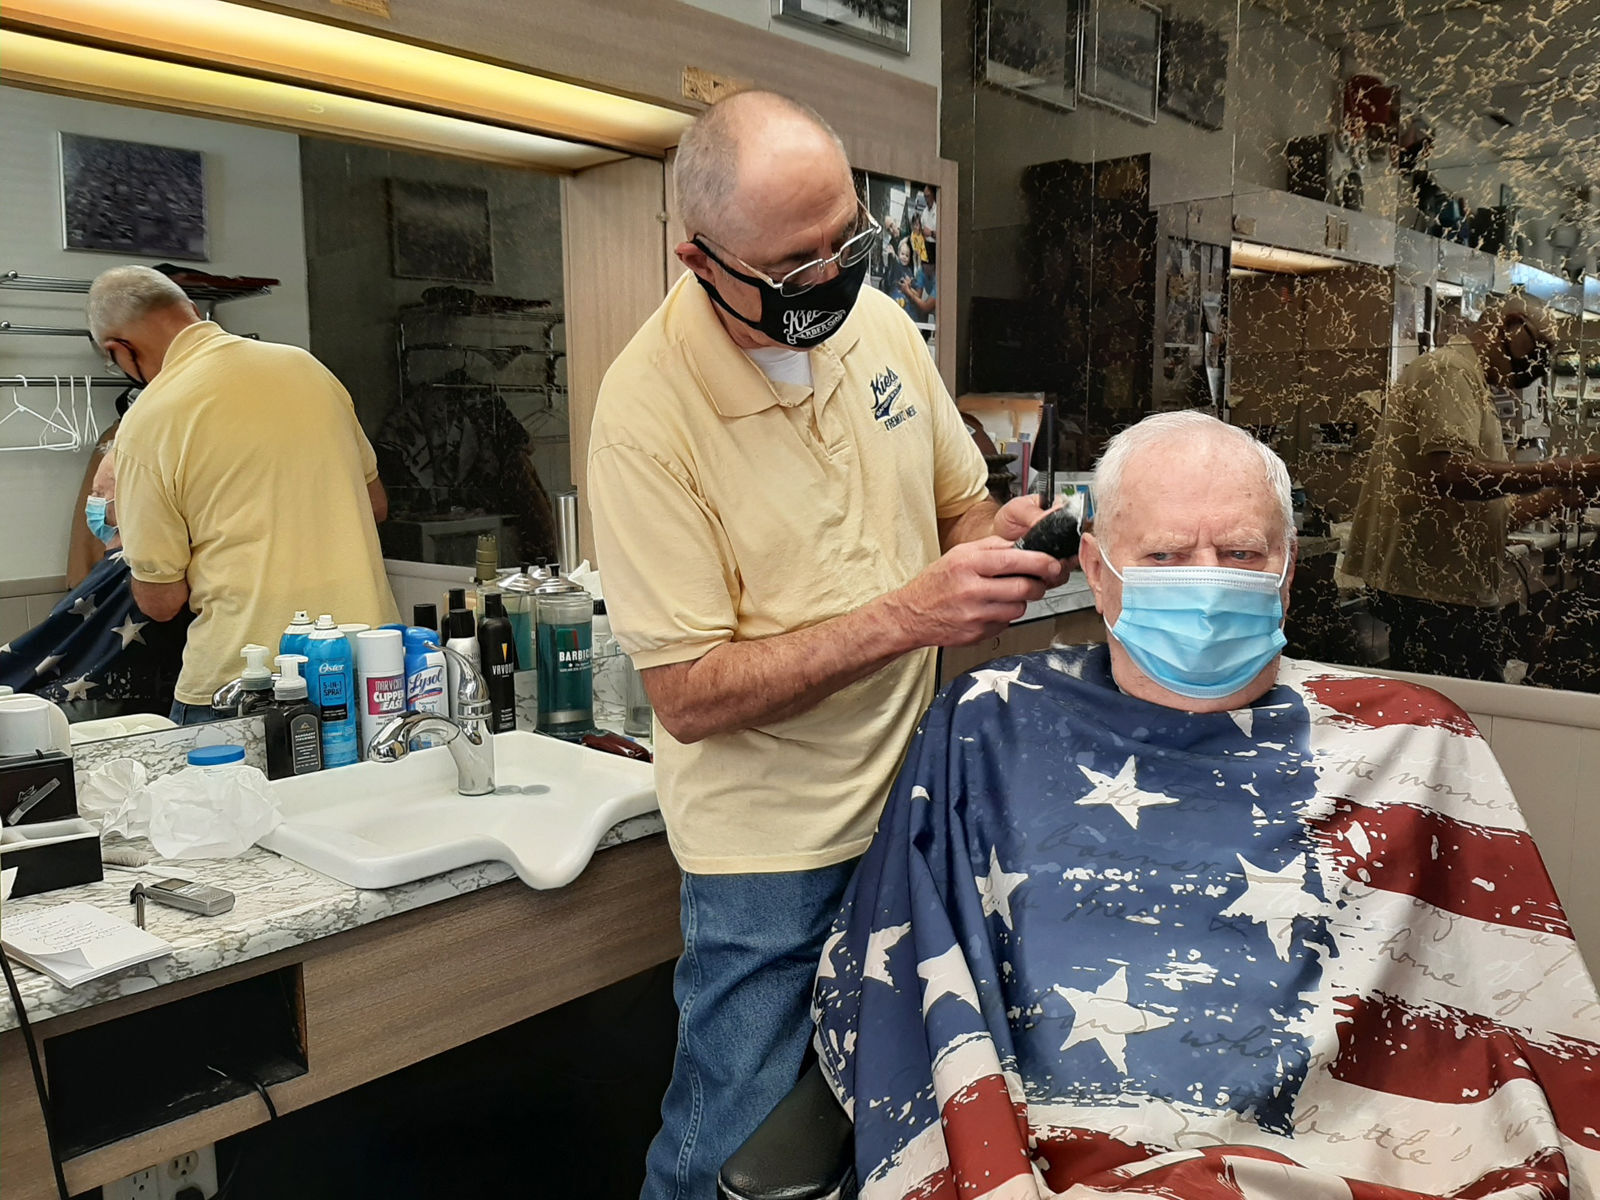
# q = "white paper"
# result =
<box><xmin>2</xmin><ymin>901</ymin><xmax>170</xmax><ymax>985</ymax></box>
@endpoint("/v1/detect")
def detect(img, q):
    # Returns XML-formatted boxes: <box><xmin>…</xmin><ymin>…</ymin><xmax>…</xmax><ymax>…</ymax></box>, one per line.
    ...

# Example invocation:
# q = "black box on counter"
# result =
<box><xmin>0</xmin><ymin>751</ymin><xmax>101</xmax><ymax>899</ymax></box>
<box><xmin>1</xmin><ymin>818</ymin><xmax>104</xmax><ymax>900</ymax></box>
<box><xmin>0</xmin><ymin>751</ymin><xmax>78</xmax><ymax>827</ymax></box>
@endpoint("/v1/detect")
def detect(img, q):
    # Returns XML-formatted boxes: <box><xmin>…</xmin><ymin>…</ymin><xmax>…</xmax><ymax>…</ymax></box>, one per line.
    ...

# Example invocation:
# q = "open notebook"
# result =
<box><xmin>2</xmin><ymin>901</ymin><xmax>172</xmax><ymax>988</ymax></box>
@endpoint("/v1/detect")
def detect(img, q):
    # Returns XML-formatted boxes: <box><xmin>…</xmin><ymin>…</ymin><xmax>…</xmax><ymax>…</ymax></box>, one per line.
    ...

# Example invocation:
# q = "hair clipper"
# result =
<box><xmin>1014</xmin><ymin>492</ymin><xmax>1084</xmax><ymax>562</ymax></box>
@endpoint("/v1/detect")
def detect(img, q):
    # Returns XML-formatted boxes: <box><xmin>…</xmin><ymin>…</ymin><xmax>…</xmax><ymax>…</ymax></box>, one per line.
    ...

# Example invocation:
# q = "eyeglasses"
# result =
<box><xmin>701</xmin><ymin>203</ymin><xmax>881</xmax><ymax>298</ymax></box>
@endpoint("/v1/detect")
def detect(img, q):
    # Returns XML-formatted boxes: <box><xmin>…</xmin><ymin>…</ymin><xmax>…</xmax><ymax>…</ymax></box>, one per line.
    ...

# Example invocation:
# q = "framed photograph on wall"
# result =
<box><xmin>1080</xmin><ymin>0</ymin><xmax>1160</xmax><ymax>125</ymax></box>
<box><xmin>772</xmin><ymin>0</ymin><xmax>911</xmax><ymax>55</ymax></box>
<box><xmin>855</xmin><ymin>168</ymin><xmax>940</xmax><ymax>356</ymax></box>
<box><xmin>59</xmin><ymin>132</ymin><xmax>208</xmax><ymax>260</ymax></box>
<box><xmin>387</xmin><ymin>178</ymin><xmax>494</xmax><ymax>284</ymax></box>
<box><xmin>979</xmin><ymin>0</ymin><xmax>1080</xmax><ymax>112</ymax></box>
<box><xmin>1159</xmin><ymin>15</ymin><xmax>1227</xmax><ymax>130</ymax></box>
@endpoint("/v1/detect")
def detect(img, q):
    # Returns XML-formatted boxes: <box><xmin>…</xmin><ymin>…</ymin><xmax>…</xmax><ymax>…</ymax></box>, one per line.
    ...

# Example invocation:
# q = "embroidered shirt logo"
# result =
<box><xmin>870</xmin><ymin>365</ymin><xmax>918</xmax><ymax>431</ymax></box>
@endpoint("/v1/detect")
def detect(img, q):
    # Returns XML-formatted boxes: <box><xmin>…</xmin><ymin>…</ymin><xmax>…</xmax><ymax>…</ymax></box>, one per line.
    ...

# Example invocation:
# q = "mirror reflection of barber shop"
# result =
<box><xmin>2</xmin><ymin>2</ymin><xmax>1600</xmax><ymax>1199</ymax></box>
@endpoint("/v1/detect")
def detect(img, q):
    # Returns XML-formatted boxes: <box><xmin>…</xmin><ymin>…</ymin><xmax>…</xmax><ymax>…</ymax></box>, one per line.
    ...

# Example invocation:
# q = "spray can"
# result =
<box><xmin>477</xmin><ymin>593</ymin><xmax>517</xmax><ymax>733</ymax></box>
<box><xmin>306</xmin><ymin>616</ymin><xmax>358</xmax><ymax>767</ymax></box>
<box><xmin>535</xmin><ymin>577</ymin><xmax>594</xmax><ymax>739</ymax></box>
<box><xmin>355</xmin><ymin>629</ymin><xmax>406</xmax><ymax>758</ymax></box>
<box><xmin>404</xmin><ymin>627</ymin><xmax>448</xmax><ymax>748</ymax></box>
<box><xmin>279</xmin><ymin>611</ymin><xmax>313</xmax><ymax>660</ymax></box>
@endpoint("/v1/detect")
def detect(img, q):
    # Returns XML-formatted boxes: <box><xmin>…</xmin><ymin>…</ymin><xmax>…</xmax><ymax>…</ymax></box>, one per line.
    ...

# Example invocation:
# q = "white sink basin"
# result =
<box><xmin>258</xmin><ymin>731</ymin><xmax>658</xmax><ymax>890</ymax></box>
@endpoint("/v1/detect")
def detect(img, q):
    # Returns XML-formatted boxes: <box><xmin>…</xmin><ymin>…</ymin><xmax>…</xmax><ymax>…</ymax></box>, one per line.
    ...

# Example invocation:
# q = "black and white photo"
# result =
<box><xmin>772</xmin><ymin>0</ymin><xmax>911</xmax><ymax>55</ymax></box>
<box><xmin>387</xmin><ymin>178</ymin><xmax>495</xmax><ymax>284</ymax></box>
<box><xmin>1080</xmin><ymin>0</ymin><xmax>1160</xmax><ymax>124</ymax></box>
<box><xmin>980</xmin><ymin>0</ymin><xmax>1080</xmax><ymax>111</ymax></box>
<box><xmin>59</xmin><ymin>132</ymin><xmax>208</xmax><ymax>260</ymax></box>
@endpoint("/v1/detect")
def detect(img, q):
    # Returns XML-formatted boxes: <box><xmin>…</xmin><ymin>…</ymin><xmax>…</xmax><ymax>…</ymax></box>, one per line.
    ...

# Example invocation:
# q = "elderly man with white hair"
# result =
<box><xmin>812</xmin><ymin>411</ymin><xmax>1600</xmax><ymax>1200</ymax></box>
<box><xmin>587</xmin><ymin>91</ymin><xmax>1066</xmax><ymax>1198</ymax></box>
<box><xmin>87</xmin><ymin>265</ymin><xmax>397</xmax><ymax>721</ymax></box>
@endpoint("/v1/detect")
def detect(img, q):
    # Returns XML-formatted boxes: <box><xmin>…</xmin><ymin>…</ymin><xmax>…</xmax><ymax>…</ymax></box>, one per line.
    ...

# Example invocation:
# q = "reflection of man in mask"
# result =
<box><xmin>586</xmin><ymin>89</ymin><xmax>1068</xmax><ymax>1200</ymax></box>
<box><xmin>1347</xmin><ymin>292</ymin><xmax>1600</xmax><ymax>680</ymax></box>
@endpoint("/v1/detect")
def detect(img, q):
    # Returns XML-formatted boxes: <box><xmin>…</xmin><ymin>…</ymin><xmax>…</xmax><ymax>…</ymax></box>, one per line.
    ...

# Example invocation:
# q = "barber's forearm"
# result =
<box><xmin>1433</xmin><ymin>455</ymin><xmax>1597</xmax><ymax>501</ymax></box>
<box><xmin>130</xmin><ymin>577</ymin><xmax>190</xmax><ymax>622</ymax></box>
<box><xmin>1507</xmin><ymin>487</ymin><xmax>1584</xmax><ymax>527</ymax></box>
<box><xmin>939</xmin><ymin>498</ymin><xmax>1001</xmax><ymax>551</ymax></box>
<box><xmin>642</xmin><ymin>597</ymin><xmax>920</xmax><ymax>744</ymax></box>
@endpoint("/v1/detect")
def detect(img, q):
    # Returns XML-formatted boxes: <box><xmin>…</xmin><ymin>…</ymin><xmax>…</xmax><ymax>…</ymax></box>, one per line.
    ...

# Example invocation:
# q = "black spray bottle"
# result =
<box><xmin>264</xmin><ymin>654</ymin><xmax>323</xmax><ymax>779</ymax></box>
<box><xmin>477</xmin><ymin>592</ymin><xmax>518</xmax><ymax>733</ymax></box>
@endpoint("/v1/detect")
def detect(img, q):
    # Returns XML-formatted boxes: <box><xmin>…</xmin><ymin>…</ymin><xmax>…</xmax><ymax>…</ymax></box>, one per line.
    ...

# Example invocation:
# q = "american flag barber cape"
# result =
<box><xmin>812</xmin><ymin>644</ymin><xmax>1600</xmax><ymax>1200</ymax></box>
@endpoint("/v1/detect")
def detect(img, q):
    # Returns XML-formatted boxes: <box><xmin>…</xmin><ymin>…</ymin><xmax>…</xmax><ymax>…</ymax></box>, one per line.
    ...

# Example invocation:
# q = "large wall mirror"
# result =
<box><xmin>0</xmin><ymin>84</ymin><xmax>581</xmax><ymax>739</ymax></box>
<box><xmin>947</xmin><ymin>0</ymin><xmax>1599</xmax><ymax>692</ymax></box>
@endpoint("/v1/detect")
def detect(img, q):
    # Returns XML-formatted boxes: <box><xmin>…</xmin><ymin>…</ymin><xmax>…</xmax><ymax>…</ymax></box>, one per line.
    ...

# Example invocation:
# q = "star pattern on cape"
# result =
<box><xmin>917</xmin><ymin>944</ymin><xmax>981</xmax><ymax>1017</ymax></box>
<box><xmin>815</xmin><ymin>929</ymin><xmax>846</xmax><ymax>982</ymax></box>
<box><xmin>958</xmin><ymin>665</ymin><xmax>1043</xmax><ymax>705</ymax></box>
<box><xmin>1219</xmin><ymin>852</ymin><xmax>1325</xmax><ymax>961</ymax></box>
<box><xmin>1075</xmin><ymin>757</ymin><xmax>1181</xmax><ymax>829</ymax></box>
<box><xmin>112</xmin><ymin>615</ymin><xmax>149</xmax><ymax>649</ymax></box>
<box><xmin>61</xmin><ymin>675</ymin><xmax>98</xmax><ymax>701</ymax></box>
<box><xmin>33</xmin><ymin>654</ymin><xmax>63</xmax><ymax>678</ymax></box>
<box><xmin>1052</xmin><ymin>965</ymin><xmax>1175</xmax><ymax>1074</ymax></box>
<box><xmin>975</xmin><ymin>846</ymin><xmax>1028</xmax><ymax>930</ymax></box>
<box><xmin>863</xmin><ymin>922</ymin><xmax>911</xmax><ymax>987</ymax></box>
<box><xmin>69</xmin><ymin>594</ymin><xmax>99</xmax><ymax>619</ymax></box>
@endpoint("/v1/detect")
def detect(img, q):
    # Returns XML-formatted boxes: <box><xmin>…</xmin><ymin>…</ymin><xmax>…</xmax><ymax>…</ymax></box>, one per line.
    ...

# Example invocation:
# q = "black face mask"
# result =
<box><xmin>692</xmin><ymin>239</ymin><xmax>868</xmax><ymax>349</ymax></box>
<box><xmin>1506</xmin><ymin>342</ymin><xmax>1550</xmax><ymax>390</ymax></box>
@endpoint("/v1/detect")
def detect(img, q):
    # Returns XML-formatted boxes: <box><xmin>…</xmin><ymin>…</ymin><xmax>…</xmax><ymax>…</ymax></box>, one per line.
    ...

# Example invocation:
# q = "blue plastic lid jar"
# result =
<box><xmin>188</xmin><ymin>745</ymin><xmax>246</xmax><ymax>767</ymax></box>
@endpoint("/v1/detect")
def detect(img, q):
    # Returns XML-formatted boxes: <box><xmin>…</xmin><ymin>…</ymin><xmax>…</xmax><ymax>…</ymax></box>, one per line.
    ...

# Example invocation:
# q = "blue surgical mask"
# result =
<box><xmin>1103</xmin><ymin>554</ymin><xmax>1289</xmax><ymax>700</ymax></box>
<box><xmin>84</xmin><ymin>495</ymin><xmax>117</xmax><ymax>545</ymax></box>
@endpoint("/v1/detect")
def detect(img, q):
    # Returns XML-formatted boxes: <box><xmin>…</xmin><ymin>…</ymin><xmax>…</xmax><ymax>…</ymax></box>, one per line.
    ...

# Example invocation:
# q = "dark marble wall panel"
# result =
<box><xmin>946</xmin><ymin>0</ymin><xmax>1600</xmax><ymax>690</ymax></box>
<box><xmin>298</xmin><ymin>139</ymin><xmax>567</xmax><ymax>568</ymax></box>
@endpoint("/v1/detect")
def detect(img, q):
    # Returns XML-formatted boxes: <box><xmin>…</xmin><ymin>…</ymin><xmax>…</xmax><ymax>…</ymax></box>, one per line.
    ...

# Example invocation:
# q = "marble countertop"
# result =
<box><xmin>0</xmin><ymin>810</ymin><xmax>665</xmax><ymax>1033</ymax></box>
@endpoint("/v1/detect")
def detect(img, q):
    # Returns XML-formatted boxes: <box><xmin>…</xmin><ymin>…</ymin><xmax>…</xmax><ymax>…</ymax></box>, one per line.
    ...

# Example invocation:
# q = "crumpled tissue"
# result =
<box><xmin>77</xmin><ymin>757</ymin><xmax>281</xmax><ymax>859</ymax></box>
<box><xmin>77</xmin><ymin>757</ymin><xmax>153</xmax><ymax>839</ymax></box>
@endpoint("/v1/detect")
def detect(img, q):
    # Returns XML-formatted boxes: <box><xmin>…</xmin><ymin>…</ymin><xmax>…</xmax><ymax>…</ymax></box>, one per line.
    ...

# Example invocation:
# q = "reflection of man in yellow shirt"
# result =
<box><xmin>89</xmin><ymin>266</ymin><xmax>399</xmax><ymax>719</ymax></box>
<box><xmin>1346</xmin><ymin>293</ymin><xmax>1599</xmax><ymax>679</ymax></box>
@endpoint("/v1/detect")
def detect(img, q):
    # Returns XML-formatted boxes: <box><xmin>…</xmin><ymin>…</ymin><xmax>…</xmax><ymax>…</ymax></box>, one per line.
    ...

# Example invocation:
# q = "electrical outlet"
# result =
<box><xmin>158</xmin><ymin>1144</ymin><xmax>219</xmax><ymax>1200</ymax></box>
<box><xmin>104</xmin><ymin>1167</ymin><xmax>160</xmax><ymax>1200</ymax></box>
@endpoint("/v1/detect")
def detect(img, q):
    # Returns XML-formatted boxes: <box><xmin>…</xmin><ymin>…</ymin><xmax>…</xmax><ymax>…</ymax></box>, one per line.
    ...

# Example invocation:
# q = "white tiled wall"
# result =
<box><xmin>0</xmin><ymin>582</ymin><xmax>67</xmax><ymax>647</ymax></box>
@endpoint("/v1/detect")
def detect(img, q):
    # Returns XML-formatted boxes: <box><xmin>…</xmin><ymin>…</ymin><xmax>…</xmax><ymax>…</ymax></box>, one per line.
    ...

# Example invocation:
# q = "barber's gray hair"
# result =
<box><xmin>86</xmin><ymin>266</ymin><xmax>191</xmax><ymax>345</ymax></box>
<box><xmin>1091</xmin><ymin>411</ymin><xmax>1295</xmax><ymax>549</ymax></box>
<box><xmin>674</xmin><ymin>90</ymin><xmax>847</xmax><ymax>242</ymax></box>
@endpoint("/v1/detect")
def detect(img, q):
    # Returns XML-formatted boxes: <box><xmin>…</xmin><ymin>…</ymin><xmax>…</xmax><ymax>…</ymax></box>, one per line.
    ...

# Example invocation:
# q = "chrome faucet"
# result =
<box><xmin>367</xmin><ymin>643</ymin><xmax>495</xmax><ymax>796</ymax></box>
<box><xmin>212</xmin><ymin>673</ymin><xmax>272</xmax><ymax>715</ymax></box>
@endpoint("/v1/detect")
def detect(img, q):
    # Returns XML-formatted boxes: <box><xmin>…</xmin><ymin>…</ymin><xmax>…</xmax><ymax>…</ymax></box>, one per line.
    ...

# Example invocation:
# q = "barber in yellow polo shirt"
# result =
<box><xmin>588</xmin><ymin>91</ymin><xmax>1069</xmax><ymax>1200</ymax></box>
<box><xmin>88</xmin><ymin>265</ymin><xmax>399</xmax><ymax>722</ymax></box>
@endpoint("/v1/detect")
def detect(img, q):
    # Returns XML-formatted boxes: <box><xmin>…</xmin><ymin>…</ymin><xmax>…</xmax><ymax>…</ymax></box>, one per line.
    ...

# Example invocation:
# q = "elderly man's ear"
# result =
<box><xmin>1079</xmin><ymin>531</ymin><xmax>1108</xmax><ymax>612</ymax></box>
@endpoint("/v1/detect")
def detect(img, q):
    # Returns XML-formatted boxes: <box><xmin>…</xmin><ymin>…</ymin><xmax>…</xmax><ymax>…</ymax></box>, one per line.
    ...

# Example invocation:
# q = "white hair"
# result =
<box><xmin>674</xmin><ymin>90</ymin><xmax>847</xmax><ymax>242</ymax></box>
<box><xmin>86</xmin><ymin>266</ymin><xmax>191</xmax><ymax>345</ymax></box>
<box><xmin>1091</xmin><ymin>411</ymin><xmax>1294</xmax><ymax>549</ymax></box>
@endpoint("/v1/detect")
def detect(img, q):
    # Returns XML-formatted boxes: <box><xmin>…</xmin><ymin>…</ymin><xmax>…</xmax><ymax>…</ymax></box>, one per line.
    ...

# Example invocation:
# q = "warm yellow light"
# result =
<box><xmin>1229</xmin><ymin>240</ymin><xmax>1346</xmax><ymax>275</ymax></box>
<box><xmin>3</xmin><ymin>0</ymin><xmax>691</xmax><ymax>157</ymax></box>
<box><xmin>2</xmin><ymin>30</ymin><xmax>628</xmax><ymax>171</ymax></box>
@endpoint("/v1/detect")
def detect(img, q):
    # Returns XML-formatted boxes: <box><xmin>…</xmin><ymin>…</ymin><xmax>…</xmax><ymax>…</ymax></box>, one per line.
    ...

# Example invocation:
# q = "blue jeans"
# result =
<box><xmin>169</xmin><ymin>701</ymin><xmax>222</xmax><ymax>725</ymax></box>
<box><xmin>641</xmin><ymin>859</ymin><xmax>859</xmax><ymax>1200</ymax></box>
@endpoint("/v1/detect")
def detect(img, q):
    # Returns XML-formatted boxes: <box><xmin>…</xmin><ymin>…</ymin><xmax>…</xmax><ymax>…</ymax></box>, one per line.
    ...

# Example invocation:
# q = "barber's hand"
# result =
<box><xmin>890</xmin><ymin>537</ymin><xmax>1064</xmax><ymax>647</ymax></box>
<box><xmin>993</xmin><ymin>494</ymin><xmax>1059</xmax><ymax>542</ymax></box>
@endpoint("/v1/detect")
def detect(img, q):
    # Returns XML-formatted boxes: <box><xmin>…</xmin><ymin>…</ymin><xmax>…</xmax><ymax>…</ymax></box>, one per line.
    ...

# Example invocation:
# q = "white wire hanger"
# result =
<box><xmin>0</xmin><ymin>375</ymin><xmax>101</xmax><ymax>453</ymax></box>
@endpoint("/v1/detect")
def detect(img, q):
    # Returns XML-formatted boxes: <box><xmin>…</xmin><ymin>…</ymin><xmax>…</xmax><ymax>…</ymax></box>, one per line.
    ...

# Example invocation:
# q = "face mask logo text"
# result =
<box><xmin>783</xmin><ymin>308</ymin><xmax>844</xmax><ymax>345</ymax></box>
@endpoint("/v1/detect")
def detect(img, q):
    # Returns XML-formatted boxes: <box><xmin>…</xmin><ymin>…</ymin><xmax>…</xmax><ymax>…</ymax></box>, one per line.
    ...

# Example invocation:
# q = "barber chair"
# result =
<box><xmin>717</xmin><ymin>1061</ymin><xmax>855</xmax><ymax>1200</ymax></box>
